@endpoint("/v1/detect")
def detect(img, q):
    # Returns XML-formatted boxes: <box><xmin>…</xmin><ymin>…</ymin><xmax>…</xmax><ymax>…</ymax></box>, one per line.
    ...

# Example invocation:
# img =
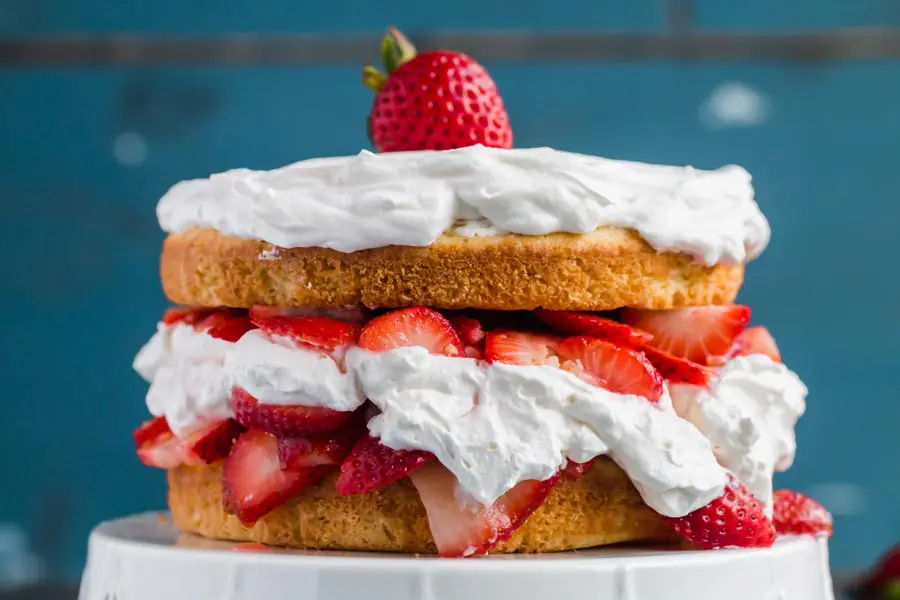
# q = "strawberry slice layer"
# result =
<box><xmin>772</xmin><ymin>489</ymin><xmax>833</xmax><ymax>538</ymax></box>
<box><xmin>639</xmin><ymin>346</ymin><xmax>712</xmax><ymax>386</ymax></box>
<box><xmin>335</xmin><ymin>434</ymin><xmax>434</xmax><ymax>496</ymax></box>
<box><xmin>277</xmin><ymin>418</ymin><xmax>364</xmax><ymax>470</ymax></box>
<box><xmin>133</xmin><ymin>416</ymin><xmax>172</xmax><ymax>447</ymax></box>
<box><xmin>162</xmin><ymin>307</ymin><xmax>215</xmax><ymax>326</ymax></box>
<box><xmin>250</xmin><ymin>314</ymin><xmax>360</xmax><ymax>353</ymax></box>
<box><xmin>732</xmin><ymin>326</ymin><xmax>782</xmax><ymax>363</ymax></box>
<box><xmin>136</xmin><ymin>431</ymin><xmax>183</xmax><ymax>469</ymax></box>
<box><xmin>410</xmin><ymin>462</ymin><xmax>560</xmax><ymax>557</ymax></box>
<box><xmin>662</xmin><ymin>474</ymin><xmax>776</xmax><ymax>549</ymax></box>
<box><xmin>484</xmin><ymin>331</ymin><xmax>560</xmax><ymax>366</ymax></box>
<box><xmin>181</xmin><ymin>419</ymin><xmax>245</xmax><ymax>465</ymax></box>
<box><xmin>249</xmin><ymin>305</ymin><xmax>368</xmax><ymax>324</ymax></box>
<box><xmin>563</xmin><ymin>458</ymin><xmax>596</xmax><ymax>480</ymax></box>
<box><xmin>535</xmin><ymin>310</ymin><xmax>653</xmax><ymax>346</ymax></box>
<box><xmin>358</xmin><ymin>307</ymin><xmax>464</xmax><ymax>356</ymax></box>
<box><xmin>232</xmin><ymin>387</ymin><xmax>354</xmax><ymax>437</ymax></box>
<box><xmin>557</xmin><ymin>336</ymin><xmax>663</xmax><ymax>401</ymax></box>
<box><xmin>446</xmin><ymin>314</ymin><xmax>486</xmax><ymax>348</ymax></box>
<box><xmin>196</xmin><ymin>310</ymin><xmax>255</xmax><ymax>343</ymax></box>
<box><xmin>223</xmin><ymin>429</ymin><xmax>331</xmax><ymax>525</ymax></box>
<box><xmin>620</xmin><ymin>305</ymin><xmax>751</xmax><ymax>365</ymax></box>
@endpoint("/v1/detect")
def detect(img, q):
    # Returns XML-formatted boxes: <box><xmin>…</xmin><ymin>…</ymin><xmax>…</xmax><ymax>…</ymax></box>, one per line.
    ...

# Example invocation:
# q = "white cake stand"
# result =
<box><xmin>79</xmin><ymin>513</ymin><xmax>834</xmax><ymax>600</ymax></box>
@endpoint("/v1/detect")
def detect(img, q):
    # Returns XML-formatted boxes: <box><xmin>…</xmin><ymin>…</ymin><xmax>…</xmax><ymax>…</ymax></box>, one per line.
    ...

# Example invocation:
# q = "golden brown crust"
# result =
<box><xmin>161</xmin><ymin>228</ymin><xmax>743</xmax><ymax>311</ymax></box>
<box><xmin>168</xmin><ymin>458</ymin><xmax>678</xmax><ymax>553</ymax></box>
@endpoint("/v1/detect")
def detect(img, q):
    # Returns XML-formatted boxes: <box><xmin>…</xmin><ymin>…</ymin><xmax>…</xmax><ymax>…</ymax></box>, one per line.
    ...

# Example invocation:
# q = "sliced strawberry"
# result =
<box><xmin>223</xmin><ymin>429</ymin><xmax>331</xmax><ymax>525</ymax></box>
<box><xmin>772</xmin><ymin>490</ymin><xmax>833</xmax><ymax>538</ymax></box>
<box><xmin>249</xmin><ymin>305</ymin><xmax>368</xmax><ymax>324</ymax></box>
<box><xmin>640</xmin><ymin>346</ymin><xmax>712</xmax><ymax>386</ymax></box>
<box><xmin>357</xmin><ymin>307</ymin><xmax>464</xmax><ymax>356</ymax></box>
<box><xmin>483</xmin><ymin>331</ymin><xmax>560</xmax><ymax>366</ymax></box>
<box><xmin>447</xmin><ymin>314</ymin><xmax>486</xmax><ymax>347</ymax></box>
<box><xmin>232</xmin><ymin>387</ymin><xmax>354</xmax><ymax>437</ymax></box>
<box><xmin>409</xmin><ymin>462</ymin><xmax>560</xmax><ymax>557</ymax></box>
<box><xmin>180</xmin><ymin>419</ymin><xmax>245</xmax><ymax>466</ymax></box>
<box><xmin>196</xmin><ymin>310</ymin><xmax>255</xmax><ymax>343</ymax></box>
<box><xmin>563</xmin><ymin>458</ymin><xmax>596</xmax><ymax>480</ymax></box>
<box><xmin>161</xmin><ymin>307</ymin><xmax>214</xmax><ymax>325</ymax></box>
<box><xmin>250</xmin><ymin>314</ymin><xmax>360</xmax><ymax>354</ymax></box>
<box><xmin>133</xmin><ymin>416</ymin><xmax>171</xmax><ymax>447</ymax></box>
<box><xmin>662</xmin><ymin>474</ymin><xmax>776</xmax><ymax>550</ymax></box>
<box><xmin>136</xmin><ymin>430</ymin><xmax>183</xmax><ymax>469</ymax></box>
<box><xmin>557</xmin><ymin>336</ymin><xmax>663</xmax><ymax>401</ymax></box>
<box><xmin>335</xmin><ymin>434</ymin><xmax>434</xmax><ymax>496</ymax></box>
<box><xmin>277</xmin><ymin>417</ymin><xmax>364</xmax><ymax>470</ymax></box>
<box><xmin>535</xmin><ymin>310</ymin><xmax>653</xmax><ymax>346</ymax></box>
<box><xmin>620</xmin><ymin>305</ymin><xmax>751</xmax><ymax>365</ymax></box>
<box><xmin>732</xmin><ymin>326</ymin><xmax>782</xmax><ymax>363</ymax></box>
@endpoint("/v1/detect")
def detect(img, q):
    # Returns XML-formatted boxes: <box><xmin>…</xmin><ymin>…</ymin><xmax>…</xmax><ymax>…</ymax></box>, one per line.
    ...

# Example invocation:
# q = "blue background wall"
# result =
<box><xmin>1</xmin><ymin>0</ymin><xmax>898</xmax><ymax>582</ymax></box>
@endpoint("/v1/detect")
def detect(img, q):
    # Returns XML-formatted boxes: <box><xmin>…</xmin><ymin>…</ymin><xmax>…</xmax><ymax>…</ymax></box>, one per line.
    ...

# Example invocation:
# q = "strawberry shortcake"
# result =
<box><xmin>131</xmin><ymin>29</ymin><xmax>832</xmax><ymax>558</ymax></box>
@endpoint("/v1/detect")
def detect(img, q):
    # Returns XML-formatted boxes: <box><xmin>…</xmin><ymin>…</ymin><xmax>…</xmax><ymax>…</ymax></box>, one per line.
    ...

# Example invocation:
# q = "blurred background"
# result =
<box><xmin>1</xmin><ymin>0</ymin><xmax>899</xmax><ymax>597</ymax></box>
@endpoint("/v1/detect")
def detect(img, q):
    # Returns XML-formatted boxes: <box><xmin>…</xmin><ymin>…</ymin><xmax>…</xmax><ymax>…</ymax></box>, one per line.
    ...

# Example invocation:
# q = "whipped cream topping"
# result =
<box><xmin>670</xmin><ymin>355</ymin><xmax>807</xmax><ymax>515</ymax></box>
<box><xmin>157</xmin><ymin>145</ymin><xmax>770</xmax><ymax>266</ymax></box>
<box><xmin>133</xmin><ymin>323</ymin><xmax>234</xmax><ymax>436</ymax></box>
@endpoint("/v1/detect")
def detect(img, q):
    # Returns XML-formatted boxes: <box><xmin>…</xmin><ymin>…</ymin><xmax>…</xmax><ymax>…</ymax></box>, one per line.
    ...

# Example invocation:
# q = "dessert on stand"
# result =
<box><xmin>80</xmin><ymin>28</ymin><xmax>835</xmax><ymax>600</ymax></box>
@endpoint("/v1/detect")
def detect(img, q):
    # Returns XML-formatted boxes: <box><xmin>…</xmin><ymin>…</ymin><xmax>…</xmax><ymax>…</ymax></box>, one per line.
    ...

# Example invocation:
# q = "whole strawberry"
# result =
<box><xmin>662</xmin><ymin>474</ymin><xmax>776</xmax><ymax>550</ymax></box>
<box><xmin>772</xmin><ymin>489</ymin><xmax>834</xmax><ymax>538</ymax></box>
<box><xmin>363</xmin><ymin>27</ymin><xmax>513</xmax><ymax>152</ymax></box>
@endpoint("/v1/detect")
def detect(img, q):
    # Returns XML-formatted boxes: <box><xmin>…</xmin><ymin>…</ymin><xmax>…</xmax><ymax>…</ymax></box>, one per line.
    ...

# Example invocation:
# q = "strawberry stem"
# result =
<box><xmin>381</xmin><ymin>26</ymin><xmax>416</xmax><ymax>73</ymax></box>
<box><xmin>362</xmin><ymin>64</ymin><xmax>386</xmax><ymax>92</ymax></box>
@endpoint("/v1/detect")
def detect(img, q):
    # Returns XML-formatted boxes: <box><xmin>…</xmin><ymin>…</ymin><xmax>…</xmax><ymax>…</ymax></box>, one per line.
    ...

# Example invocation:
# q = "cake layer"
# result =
<box><xmin>167</xmin><ymin>458</ymin><xmax>678</xmax><ymax>553</ymax></box>
<box><xmin>160</xmin><ymin>227</ymin><xmax>744</xmax><ymax>310</ymax></box>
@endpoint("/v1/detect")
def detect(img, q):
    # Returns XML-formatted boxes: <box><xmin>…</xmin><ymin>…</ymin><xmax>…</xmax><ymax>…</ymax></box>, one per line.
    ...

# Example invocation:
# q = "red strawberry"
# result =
<box><xmin>620</xmin><ymin>305</ymin><xmax>751</xmax><ymax>365</ymax></box>
<box><xmin>250</xmin><ymin>314</ymin><xmax>360</xmax><ymax>355</ymax></box>
<box><xmin>249</xmin><ymin>305</ymin><xmax>368</xmax><ymax>324</ymax></box>
<box><xmin>357</xmin><ymin>307</ymin><xmax>464</xmax><ymax>357</ymax></box>
<box><xmin>223</xmin><ymin>429</ymin><xmax>331</xmax><ymax>525</ymax></box>
<box><xmin>133</xmin><ymin>416</ymin><xmax>171</xmax><ymax>448</ymax></box>
<box><xmin>771</xmin><ymin>490</ymin><xmax>833</xmax><ymax>538</ymax></box>
<box><xmin>335</xmin><ymin>434</ymin><xmax>434</xmax><ymax>496</ymax></box>
<box><xmin>563</xmin><ymin>458</ymin><xmax>596</xmax><ymax>480</ymax></box>
<box><xmin>180</xmin><ymin>419</ymin><xmax>245</xmax><ymax>466</ymax></box>
<box><xmin>162</xmin><ymin>307</ymin><xmax>214</xmax><ymax>325</ymax></box>
<box><xmin>483</xmin><ymin>331</ymin><xmax>560</xmax><ymax>366</ymax></box>
<box><xmin>277</xmin><ymin>418</ymin><xmax>364</xmax><ymax>471</ymax></box>
<box><xmin>196</xmin><ymin>310</ymin><xmax>255</xmax><ymax>343</ymax></box>
<box><xmin>447</xmin><ymin>314</ymin><xmax>486</xmax><ymax>348</ymax></box>
<box><xmin>640</xmin><ymin>346</ymin><xmax>712</xmax><ymax>386</ymax></box>
<box><xmin>363</xmin><ymin>27</ymin><xmax>512</xmax><ymax>152</ymax></box>
<box><xmin>557</xmin><ymin>336</ymin><xmax>663</xmax><ymax>401</ymax></box>
<box><xmin>136</xmin><ymin>430</ymin><xmax>183</xmax><ymax>469</ymax></box>
<box><xmin>662</xmin><ymin>474</ymin><xmax>776</xmax><ymax>550</ymax></box>
<box><xmin>535</xmin><ymin>310</ymin><xmax>653</xmax><ymax>346</ymax></box>
<box><xmin>732</xmin><ymin>326</ymin><xmax>782</xmax><ymax>363</ymax></box>
<box><xmin>409</xmin><ymin>462</ymin><xmax>559</xmax><ymax>557</ymax></box>
<box><xmin>231</xmin><ymin>387</ymin><xmax>355</xmax><ymax>437</ymax></box>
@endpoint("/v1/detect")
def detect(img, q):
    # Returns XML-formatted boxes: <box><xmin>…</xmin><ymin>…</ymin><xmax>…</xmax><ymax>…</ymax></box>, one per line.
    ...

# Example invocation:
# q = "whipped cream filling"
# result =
<box><xmin>133</xmin><ymin>323</ymin><xmax>234</xmax><ymax>436</ymax></box>
<box><xmin>157</xmin><ymin>145</ymin><xmax>770</xmax><ymax>266</ymax></box>
<box><xmin>134</xmin><ymin>325</ymin><xmax>807</xmax><ymax>519</ymax></box>
<box><xmin>670</xmin><ymin>355</ymin><xmax>808</xmax><ymax>515</ymax></box>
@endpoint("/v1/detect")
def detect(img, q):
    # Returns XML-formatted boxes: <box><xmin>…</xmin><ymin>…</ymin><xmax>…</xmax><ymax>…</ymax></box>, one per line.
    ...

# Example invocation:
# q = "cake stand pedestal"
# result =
<box><xmin>79</xmin><ymin>513</ymin><xmax>834</xmax><ymax>600</ymax></box>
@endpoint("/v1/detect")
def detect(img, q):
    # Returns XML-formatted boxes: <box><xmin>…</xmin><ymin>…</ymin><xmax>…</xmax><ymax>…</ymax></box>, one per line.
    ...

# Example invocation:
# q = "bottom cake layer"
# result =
<box><xmin>80</xmin><ymin>513</ymin><xmax>835</xmax><ymax>600</ymax></box>
<box><xmin>167</xmin><ymin>458</ymin><xmax>679</xmax><ymax>553</ymax></box>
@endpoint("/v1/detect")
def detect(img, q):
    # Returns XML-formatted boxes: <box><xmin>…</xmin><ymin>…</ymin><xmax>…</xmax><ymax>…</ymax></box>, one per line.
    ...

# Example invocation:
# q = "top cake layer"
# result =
<box><xmin>158</xmin><ymin>145</ymin><xmax>770</xmax><ymax>267</ymax></box>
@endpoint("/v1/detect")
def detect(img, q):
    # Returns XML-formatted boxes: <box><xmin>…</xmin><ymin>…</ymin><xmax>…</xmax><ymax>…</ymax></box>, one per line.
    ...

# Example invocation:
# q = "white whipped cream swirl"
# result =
<box><xmin>157</xmin><ymin>145</ymin><xmax>770</xmax><ymax>266</ymax></box>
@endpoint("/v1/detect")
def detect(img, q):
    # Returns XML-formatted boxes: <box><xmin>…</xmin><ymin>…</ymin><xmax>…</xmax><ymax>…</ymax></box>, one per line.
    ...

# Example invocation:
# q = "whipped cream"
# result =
<box><xmin>133</xmin><ymin>323</ymin><xmax>234</xmax><ymax>436</ymax></box>
<box><xmin>157</xmin><ymin>145</ymin><xmax>770</xmax><ymax>266</ymax></box>
<box><xmin>225</xmin><ymin>330</ymin><xmax>364</xmax><ymax>411</ymax></box>
<box><xmin>345</xmin><ymin>346</ymin><xmax>726</xmax><ymax>516</ymax></box>
<box><xmin>670</xmin><ymin>355</ymin><xmax>807</xmax><ymax>514</ymax></box>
